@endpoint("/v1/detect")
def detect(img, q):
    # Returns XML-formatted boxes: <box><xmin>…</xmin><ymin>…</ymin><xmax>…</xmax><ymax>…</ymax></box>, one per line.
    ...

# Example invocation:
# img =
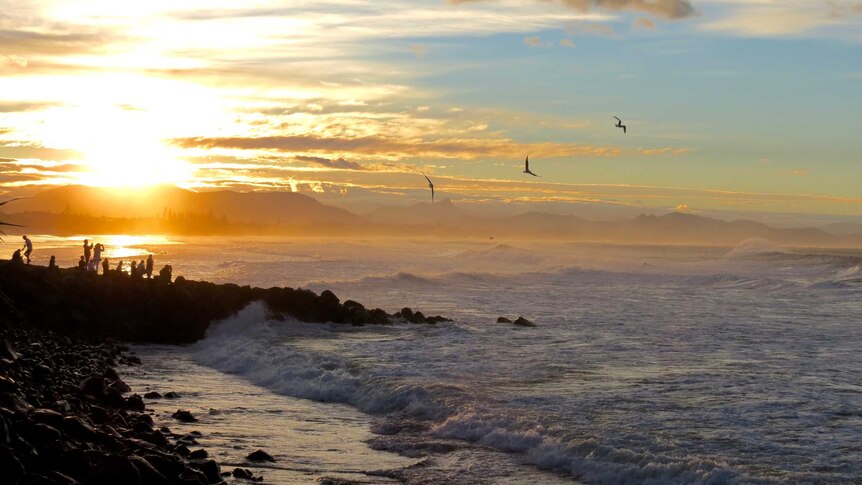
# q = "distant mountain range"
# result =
<box><xmin>2</xmin><ymin>185</ymin><xmax>861</xmax><ymax>247</ymax></box>
<box><xmin>6</xmin><ymin>185</ymin><xmax>356</xmax><ymax>226</ymax></box>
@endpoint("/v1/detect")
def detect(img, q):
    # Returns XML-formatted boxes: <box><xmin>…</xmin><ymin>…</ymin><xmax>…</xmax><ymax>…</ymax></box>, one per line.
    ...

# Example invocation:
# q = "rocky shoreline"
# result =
<box><xmin>0</xmin><ymin>260</ymin><xmax>451</xmax><ymax>484</ymax></box>
<box><xmin>0</xmin><ymin>321</ymin><xmax>249</xmax><ymax>484</ymax></box>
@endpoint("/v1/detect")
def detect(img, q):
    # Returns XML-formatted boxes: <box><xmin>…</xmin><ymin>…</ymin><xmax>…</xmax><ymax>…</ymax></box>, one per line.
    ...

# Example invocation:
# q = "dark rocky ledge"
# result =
<box><xmin>0</xmin><ymin>261</ymin><xmax>450</xmax><ymax>344</ymax></box>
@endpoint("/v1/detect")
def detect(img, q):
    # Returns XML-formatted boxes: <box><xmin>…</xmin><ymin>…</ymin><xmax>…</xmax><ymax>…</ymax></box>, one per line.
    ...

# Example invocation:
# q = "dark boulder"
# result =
<box><xmin>513</xmin><ymin>317</ymin><xmax>535</xmax><ymax>327</ymax></box>
<box><xmin>0</xmin><ymin>445</ymin><xmax>25</xmax><ymax>484</ymax></box>
<box><xmin>189</xmin><ymin>459</ymin><xmax>221</xmax><ymax>484</ymax></box>
<box><xmin>496</xmin><ymin>317</ymin><xmax>512</xmax><ymax>323</ymax></box>
<box><xmin>320</xmin><ymin>289</ymin><xmax>340</xmax><ymax>306</ymax></box>
<box><xmin>0</xmin><ymin>339</ymin><xmax>19</xmax><ymax>362</ymax></box>
<box><xmin>25</xmin><ymin>422</ymin><xmax>62</xmax><ymax>446</ymax></box>
<box><xmin>171</xmin><ymin>410</ymin><xmax>197</xmax><ymax>423</ymax></box>
<box><xmin>79</xmin><ymin>376</ymin><xmax>107</xmax><ymax>398</ymax></box>
<box><xmin>125</xmin><ymin>394</ymin><xmax>145</xmax><ymax>412</ymax></box>
<box><xmin>246</xmin><ymin>449</ymin><xmax>275</xmax><ymax>462</ymax></box>
<box><xmin>188</xmin><ymin>448</ymin><xmax>208</xmax><ymax>460</ymax></box>
<box><xmin>128</xmin><ymin>455</ymin><xmax>168</xmax><ymax>485</ymax></box>
<box><xmin>142</xmin><ymin>453</ymin><xmax>184</xmax><ymax>481</ymax></box>
<box><xmin>163</xmin><ymin>391</ymin><xmax>181</xmax><ymax>399</ymax></box>
<box><xmin>369</xmin><ymin>308</ymin><xmax>390</xmax><ymax>325</ymax></box>
<box><xmin>399</xmin><ymin>307</ymin><xmax>414</xmax><ymax>320</ymax></box>
<box><xmin>143</xmin><ymin>391</ymin><xmax>162</xmax><ymax>399</ymax></box>
<box><xmin>84</xmin><ymin>454</ymin><xmax>142</xmax><ymax>485</ymax></box>
<box><xmin>31</xmin><ymin>408</ymin><xmax>65</xmax><ymax>428</ymax></box>
<box><xmin>61</xmin><ymin>416</ymin><xmax>98</xmax><ymax>441</ymax></box>
<box><xmin>56</xmin><ymin>448</ymin><xmax>93</xmax><ymax>480</ymax></box>
<box><xmin>233</xmin><ymin>468</ymin><xmax>263</xmax><ymax>481</ymax></box>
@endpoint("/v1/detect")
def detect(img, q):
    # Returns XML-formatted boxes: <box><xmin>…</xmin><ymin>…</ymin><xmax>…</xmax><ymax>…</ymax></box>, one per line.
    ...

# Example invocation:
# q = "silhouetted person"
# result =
<box><xmin>131</xmin><ymin>260</ymin><xmax>138</xmax><ymax>277</ymax></box>
<box><xmin>146</xmin><ymin>254</ymin><xmax>154</xmax><ymax>278</ymax></box>
<box><xmin>159</xmin><ymin>264</ymin><xmax>172</xmax><ymax>284</ymax></box>
<box><xmin>78</xmin><ymin>256</ymin><xmax>86</xmax><ymax>270</ymax></box>
<box><xmin>48</xmin><ymin>255</ymin><xmax>57</xmax><ymax>270</ymax></box>
<box><xmin>11</xmin><ymin>249</ymin><xmax>23</xmax><ymax>264</ymax></box>
<box><xmin>138</xmin><ymin>260</ymin><xmax>145</xmax><ymax>278</ymax></box>
<box><xmin>102</xmin><ymin>258</ymin><xmax>109</xmax><ymax>275</ymax></box>
<box><xmin>83</xmin><ymin>239</ymin><xmax>93</xmax><ymax>264</ymax></box>
<box><xmin>21</xmin><ymin>235</ymin><xmax>32</xmax><ymax>264</ymax></box>
<box><xmin>116</xmin><ymin>260</ymin><xmax>124</xmax><ymax>273</ymax></box>
<box><xmin>93</xmin><ymin>243</ymin><xmax>104</xmax><ymax>268</ymax></box>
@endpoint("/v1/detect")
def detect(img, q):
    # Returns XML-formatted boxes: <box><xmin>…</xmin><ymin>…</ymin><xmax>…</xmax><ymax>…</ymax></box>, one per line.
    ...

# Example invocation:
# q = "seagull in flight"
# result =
<box><xmin>423</xmin><ymin>174</ymin><xmax>435</xmax><ymax>202</ymax></box>
<box><xmin>613</xmin><ymin>116</ymin><xmax>627</xmax><ymax>134</ymax></box>
<box><xmin>523</xmin><ymin>156</ymin><xmax>540</xmax><ymax>177</ymax></box>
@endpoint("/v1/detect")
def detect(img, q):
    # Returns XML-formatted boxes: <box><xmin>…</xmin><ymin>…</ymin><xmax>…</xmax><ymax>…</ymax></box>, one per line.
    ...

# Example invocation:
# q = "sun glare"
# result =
<box><xmin>37</xmin><ymin>103</ymin><xmax>196</xmax><ymax>188</ymax></box>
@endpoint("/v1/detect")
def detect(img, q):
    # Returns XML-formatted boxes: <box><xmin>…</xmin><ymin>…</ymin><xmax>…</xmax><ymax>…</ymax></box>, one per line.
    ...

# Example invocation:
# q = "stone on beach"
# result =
<box><xmin>171</xmin><ymin>410</ymin><xmax>198</xmax><ymax>423</ymax></box>
<box><xmin>513</xmin><ymin>316</ymin><xmax>535</xmax><ymax>327</ymax></box>
<box><xmin>246</xmin><ymin>449</ymin><xmax>276</xmax><ymax>462</ymax></box>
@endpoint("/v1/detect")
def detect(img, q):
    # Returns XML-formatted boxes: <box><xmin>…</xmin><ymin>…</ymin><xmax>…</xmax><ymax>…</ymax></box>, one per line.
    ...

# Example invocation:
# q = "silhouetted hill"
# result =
<box><xmin>8</xmin><ymin>185</ymin><xmax>358</xmax><ymax>226</ymax></box>
<box><xmin>365</xmin><ymin>198</ymin><xmax>474</xmax><ymax>226</ymax></box>
<box><xmin>821</xmin><ymin>222</ymin><xmax>862</xmax><ymax>236</ymax></box>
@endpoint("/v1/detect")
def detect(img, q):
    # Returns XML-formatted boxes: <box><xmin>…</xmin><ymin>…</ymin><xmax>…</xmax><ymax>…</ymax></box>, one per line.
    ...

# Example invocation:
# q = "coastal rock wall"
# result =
<box><xmin>0</xmin><ymin>262</ymin><xmax>448</xmax><ymax>344</ymax></box>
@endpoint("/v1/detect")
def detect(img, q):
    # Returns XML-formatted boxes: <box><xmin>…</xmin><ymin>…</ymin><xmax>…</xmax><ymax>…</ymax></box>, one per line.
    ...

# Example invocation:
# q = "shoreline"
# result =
<box><xmin>0</xmin><ymin>259</ymin><xmax>451</xmax><ymax>484</ymax></box>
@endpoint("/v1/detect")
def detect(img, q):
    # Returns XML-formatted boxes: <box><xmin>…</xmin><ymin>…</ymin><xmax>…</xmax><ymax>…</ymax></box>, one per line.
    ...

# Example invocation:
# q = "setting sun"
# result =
<box><xmin>35</xmin><ymin>103</ymin><xmax>195</xmax><ymax>187</ymax></box>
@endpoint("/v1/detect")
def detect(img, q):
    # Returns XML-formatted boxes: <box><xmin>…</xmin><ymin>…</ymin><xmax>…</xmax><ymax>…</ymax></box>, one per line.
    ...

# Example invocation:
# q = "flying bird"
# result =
<box><xmin>423</xmin><ymin>174</ymin><xmax>435</xmax><ymax>202</ymax></box>
<box><xmin>523</xmin><ymin>156</ymin><xmax>540</xmax><ymax>177</ymax></box>
<box><xmin>613</xmin><ymin>116</ymin><xmax>627</xmax><ymax>134</ymax></box>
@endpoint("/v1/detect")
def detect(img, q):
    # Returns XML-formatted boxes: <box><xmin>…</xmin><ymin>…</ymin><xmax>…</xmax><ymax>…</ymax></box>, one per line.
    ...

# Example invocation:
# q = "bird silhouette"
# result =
<box><xmin>523</xmin><ymin>156</ymin><xmax>540</xmax><ymax>177</ymax></box>
<box><xmin>613</xmin><ymin>116</ymin><xmax>627</xmax><ymax>134</ymax></box>
<box><xmin>423</xmin><ymin>174</ymin><xmax>435</xmax><ymax>202</ymax></box>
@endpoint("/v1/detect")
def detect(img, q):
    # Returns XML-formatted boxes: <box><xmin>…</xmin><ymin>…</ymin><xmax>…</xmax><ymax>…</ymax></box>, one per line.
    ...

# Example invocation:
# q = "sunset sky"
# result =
<box><xmin>1</xmin><ymin>1</ymin><xmax>860</xmax><ymax>222</ymax></box>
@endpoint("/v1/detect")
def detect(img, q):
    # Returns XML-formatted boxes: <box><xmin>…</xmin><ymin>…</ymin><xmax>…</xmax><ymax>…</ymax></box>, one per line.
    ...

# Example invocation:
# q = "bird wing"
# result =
<box><xmin>424</xmin><ymin>174</ymin><xmax>432</xmax><ymax>185</ymax></box>
<box><xmin>623</xmin><ymin>126</ymin><xmax>626</xmax><ymax>134</ymax></box>
<box><xmin>613</xmin><ymin>116</ymin><xmax>621</xmax><ymax>122</ymax></box>
<box><xmin>0</xmin><ymin>197</ymin><xmax>22</xmax><ymax>208</ymax></box>
<box><xmin>525</xmin><ymin>156</ymin><xmax>529</xmax><ymax>171</ymax></box>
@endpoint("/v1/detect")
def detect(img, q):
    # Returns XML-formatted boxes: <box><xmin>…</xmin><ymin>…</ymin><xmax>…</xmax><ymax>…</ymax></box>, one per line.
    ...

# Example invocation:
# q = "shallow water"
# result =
<box><xmin>40</xmin><ymin>235</ymin><xmax>862</xmax><ymax>483</ymax></box>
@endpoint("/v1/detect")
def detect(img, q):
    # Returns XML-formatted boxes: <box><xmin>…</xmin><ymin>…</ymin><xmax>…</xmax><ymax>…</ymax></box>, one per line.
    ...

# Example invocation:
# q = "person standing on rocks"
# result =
<box><xmin>93</xmin><ymin>242</ymin><xmax>105</xmax><ymax>272</ymax></box>
<box><xmin>83</xmin><ymin>239</ymin><xmax>93</xmax><ymax>264</ymax></box>
<box><xmin>102</xmin><ymin>258</ymin><xmax>110</xmax><ymax>276</ymax></box>
<box><xmin>78</xmin><ymin>256</ymin><xmax>86</xmax><ymax>270</ymax></box>
<box><xmin>146</xmin><ymin>254</ymin><xmax>154</xmax><ymax>278</ymax></box>
<box><xmin>21</xmin><ymin>235</ymin><xmax>32</xmax><ymax>264</ymax></box>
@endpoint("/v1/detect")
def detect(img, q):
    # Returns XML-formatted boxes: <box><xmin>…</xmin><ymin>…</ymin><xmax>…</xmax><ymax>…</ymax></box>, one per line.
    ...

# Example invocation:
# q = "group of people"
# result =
<box><xmin>9</xmin><ymin>236</ymin><xmax>167</xmax><ymax>281</ymax></box>
<box><xmin>77</xmin><ymin>239</ymin><xmax>155</xmax><ymax>278</ymax></box>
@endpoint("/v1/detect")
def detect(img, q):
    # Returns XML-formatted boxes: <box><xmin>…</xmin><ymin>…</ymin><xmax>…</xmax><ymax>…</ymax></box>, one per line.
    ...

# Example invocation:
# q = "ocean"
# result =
<box><xmin>32</xmin><ymin>236</ymin><xmax>862</xmax><ymax>483</ymax></box>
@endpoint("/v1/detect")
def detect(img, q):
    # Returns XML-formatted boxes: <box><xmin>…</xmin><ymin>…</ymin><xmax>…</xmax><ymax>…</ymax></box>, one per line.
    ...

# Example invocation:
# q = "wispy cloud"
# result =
<box><xmin>172</xmin><ymin>134</ymin><xmax>623</xmax><ymax>159</ymax></box>
<box><xmin>295</xmin><ymin>155</ymin><xmax>366</xmax><ymax>170</ymax></box>
<box><xmin>701</xmin><ymin>0</ymin><xmax>862</xmax><ymax>37</ymax></box>
<box><xmin>636</xmin><ymin>147</ymin><xmax>693</xmax><ymax>156</ymax></box>
<box><xmin>451</xmin><ymin>0</ymin><xmax>696</xmax><ymax>20</ymax></box>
